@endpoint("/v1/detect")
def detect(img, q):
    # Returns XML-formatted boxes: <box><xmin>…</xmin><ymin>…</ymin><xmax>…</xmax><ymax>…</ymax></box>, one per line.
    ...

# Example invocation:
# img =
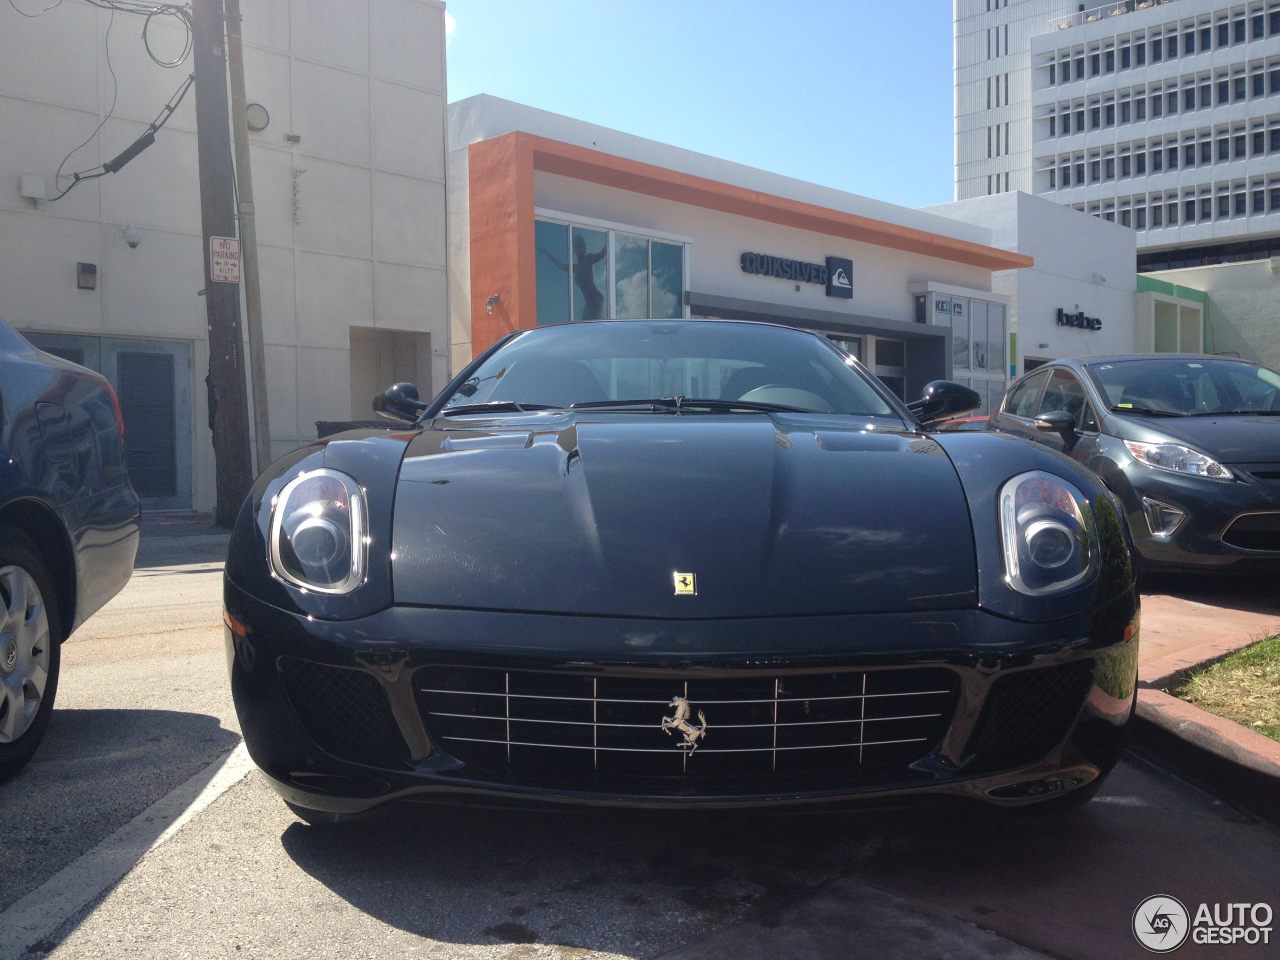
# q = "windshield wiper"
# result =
<box><xmin>439</xmin><ymin>401</ymin><xmax>560</xmax><ymax>416</ymax></box>
<box><xmin>1109</xmin><ymin>405</ymin><xmax>1186</xmax><ymax>417</ymax></box>
<box><xmin>1185</xmin><ymin>409</ymin><xmax>1274</xmax><ymax>416</ymax></box>
<box><xmin>570</xmin><ymin>396</ymin><xmax>813</xmax><ymax>414</ymax></box>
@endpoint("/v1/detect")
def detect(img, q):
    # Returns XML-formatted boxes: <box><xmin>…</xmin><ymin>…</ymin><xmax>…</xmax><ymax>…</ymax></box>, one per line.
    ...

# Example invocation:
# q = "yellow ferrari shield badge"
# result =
<box><xmin>673</xmin><ymin>572</ymin><xmax>697</xmax><ymax>596</ymax></box>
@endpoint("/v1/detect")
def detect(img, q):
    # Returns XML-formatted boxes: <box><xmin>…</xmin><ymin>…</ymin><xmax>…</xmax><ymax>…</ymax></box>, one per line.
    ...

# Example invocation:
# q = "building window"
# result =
<box><xmin>1152</xmin><ymin>204</ymin><xmax>1163</xmax><ymax>227</ymax></box>
<box><xmin>1120</xmin><ymin>154</ymin><xmax>1130</xmax><ymax>177</ymax></box>
<box><xmin>1105</xmin><ymin>49</ymin><xmax>1115</xmax><ymax>73</ymax></box>
<box><xmin>1200</xmin><ymin>26</ymin><xmax>1211</xmax><ymax>51</ymax></box>
<box><xmin>1218</xmin><ymin>78</ymin><xmax>1230</xmax><ymax>104</ymax></box>
<box><xmin>1184</xmin><ymin>142</ymin><xmax>1196</xmax><ymax>167</ymax></box>
<box><xmin>1254</xmin><ymin>13</ymin><xmax>1265</xmax><ymax>40</ymax></box>
<box><xmin>1105</xmin><ymin>156</ymin><xmax>1116</xmax><ymax>179</ymax></box>
<box><xmin>1217</xmin><ymin>136</ymin><xmax>1230</xmax><ymax>161</ymax></box>
<box><xmin>1218</xmin><ymin>22</ymin><xmax>1229</xmax><ymax>47</ymax></box>
<box><xmin>1136</xmin><ymin>97</ymin><xmax>1147</xmax><ymax>120</ymax></box>
<box><xmin>1184</xmin><ymin>86</ymin><xmax>1196</xmax><ymax>111</ymax></box>
<box><xmin>1152</xmin><ymin>92</ymin><xmax>1164</xmax><ymax>117</ymax></box>
<box><xmin>1136</xmin><ymin>151</ymin><xmax>1146</xmax><ymax>175</ymax></box>
<box><xmin>1075</xmin><ymin>55</ymin><xmax>1085</xmax><ymax>80</ymax></box>
<box><xmin>1120</xmin><ymin>100</ymin><xmax>1130</xmax><ymax>123</ymax></box>
<box><xmin>1234</xmin><ymin>18</ymin><xmax>1245</xmax><ymax>44</ymax></box>
<box><xmin>1166</xmin><ymin>89</ymin><xmax>1178</xmax><ymax>114</ymax></box>
<box><xmin>1255</xmin><ymin>186</ymin><xmax>1266</xmax><ymax>212</ymax></box>
<box><xmin>1218</xmin><ymin>194</ymin><xmax>1230</xmax><ymax>218</ymax></box>
<box><xmin>1270</xmin><ymin>66</ymin><xmax>1280</xmax><ymax>93</ymax></box>
<box><xmin>1121</xmin><ymin>46</ymin><xmax>1131</xmax><ymax>69</ymax></box>
<box><xmin>1090</xmin><ymin>105</ymin><xmax>1101</xmax><ymax>129</ymax></box>
<box><xmin>1136</xmin><ymin>42</ymin><xmax>1146</xmax><ymax>66</ymax></box>
<box><xmin>1254</xmin><ymin>71</ymin><xmax>1265</xmax><ymax>97</ymax></box>
<box><xmin>1271</xmin><ymin>127</ymin><xmax>1280</xmax><ymax>152</ymax></box>
<box><xmin>1153</xmin><ymin>148</ymin><xmax>1163</xmax><ymax>172</ymax></box>
<box><xmin>1185</xmin><ymin>197</ymin><xmax>1197</xmax><ymax>222</ymax></box>
<box><xmin>1167</xmin><ymin>33</ymin><xmax>1178</xmax><ymax>58</ymax></box>
<box><xmin>1062</xmin><ymin>111</ymin><xmax>1071</xmax><ymax>135</ymax></box>
<box><xmin>1152</xmin><ymin>37</ymin><xmax>1163</xmax><ymax>62</ymax></box>
<box><xmin>1167</xmin><ymin>199</ymin><xmax>1178</xmax><ymax>224</ymax></box>
<box><xmin>534</xmin><ymin>217</ymin><xmax>685</xmax><ymax>324</ymax></box>
<box><xmin>1075</xmin><ymin>159</ymin><xmax>1085</xmax><ymax>183</ymax></box>
<box><xmin>1105</xmin><ymin>103</ymin><xmax>1115</xmax><ymax>126</ymax></box>
<box><xmin>1271</xmin><ymin>186</ymin><xmax>1280</xmax><ymax>209</ymax></box>
<box><xmin>1201</xmin><ymin>195</ymin><xmax>1213</xmax><ymax>220</ymax></box>
<box><xmin>1090</xmin><ymin>52</ymin><xmax>1100</xmax><ymax>76</ymax></box>
<box><xmin>1200</xmin><ymin>140</ymin><xmax>1212</xmax><ymax>164</ymax></box>
<box><xmin>1200</xmin><ymin>80</ymin><xmax>1212</xmax><ymax>107</ymax></box>
<box><xmin>1255</xmin><ymin>129</ymin><xmax>1266</xmax><ymax>155</ymax></box>
<box><xmin>1048</xmin><ymin>114</ymin><xmax>1055</xmax><ymax>137</ymax></box>
<box><xmin>1048</xmin><ymin>61</ymin><xmax>1055</xmax><ymax>85</ymax></box>
<box><xmin>1090</xmin><ymin>158</ymin><xmax>1101</xmax><ymax>182</ymax></box>
<box><xmin>1235</xmin><ymin>191</ymin><xmax>1247</xmax><ymax>216</ymax></box>
<box><xmin>1120</xmin><ymin>209</ymin><xmax>1131</xmax><ymax>227</ymax></box>
<box><xmin>1075</xmin><ymin>106</ymin><xmax>1084</xmax><ymax>129</ymax></box>
<box><xmin>1184</xmin><ymin>29</ymin><xmax>1194</xmax><ymax>55</ymax></box>
<box><xmin>1272</xmin><ymin>11</ymin><xmax>1280</xmax><ymax>34</ymax></box>
<box><xmin>1235</xmin><ymin>133</ymin><xmax>1247</xmax><ymax>159</ymax></box>
<box><xmin>1167</xmin><ymin>144</ymin><xmax>1178</xmax><ymax>169</ymax></box>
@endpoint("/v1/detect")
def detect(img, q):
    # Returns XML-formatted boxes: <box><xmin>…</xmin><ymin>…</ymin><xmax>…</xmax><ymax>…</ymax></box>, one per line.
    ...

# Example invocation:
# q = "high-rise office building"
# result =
<box><xmin>956</xmin><ymin>1</ymin><xmax>1280</xmax><ymax>270</ymax></box>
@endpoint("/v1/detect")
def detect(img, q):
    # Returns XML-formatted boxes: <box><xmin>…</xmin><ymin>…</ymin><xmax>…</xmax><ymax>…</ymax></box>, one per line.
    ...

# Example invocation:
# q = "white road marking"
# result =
<box><xmin>0</xmin><ymin>741</ymin><xmax>254</xmax><ymax>959</ymax></box>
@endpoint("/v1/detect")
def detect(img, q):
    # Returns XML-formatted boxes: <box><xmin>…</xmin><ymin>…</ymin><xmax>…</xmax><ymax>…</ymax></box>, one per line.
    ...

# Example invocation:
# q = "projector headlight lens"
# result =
<box><xmin>269</xmin><ymin>469</ymin><xmax>366</xmax><ymax>594</ymax></box>
<box><xmin>1000</xmin><ymin>471</ymin><xmax>1097</xmax><ymax>596</ymax></box>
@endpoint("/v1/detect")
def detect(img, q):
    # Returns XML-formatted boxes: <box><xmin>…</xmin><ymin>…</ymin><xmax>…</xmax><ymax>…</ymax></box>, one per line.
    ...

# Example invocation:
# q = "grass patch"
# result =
<box><xmin>1171</xmin><ymin>635</ymin><xmax>1280</xmax><ymax>742</ymax></box>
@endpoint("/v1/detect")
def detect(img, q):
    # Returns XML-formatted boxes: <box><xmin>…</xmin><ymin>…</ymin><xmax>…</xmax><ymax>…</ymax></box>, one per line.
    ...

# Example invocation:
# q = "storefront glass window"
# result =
<box><xmin>535</xmin><ymin>217</ymin><xmax>688</xmax><ymax>325</ymax></box>
<box><xmin>988</xmin><ymin>304</ymin><xmax>1006</xmax><ymax>374</ymax></box>
<box><xmin>615</xmin><ymin>233</ymin><xmax>649</xmax><ymax>319</ymax></box>
<box><xmin>571</xmin><ymin>227</ymin><xmax>608</xmax><ymax>321</ymax></box>
<box><xmin>971</xmin><ymin>301</ymin><xmax>989</xmax><ymax>371</ymax></box>
<box><xmin>951</xmin><ymin>307</ymin><xmax>970</xmax><ymax>371</ymax></box>
<box><xmin>535</xmin><ymin>220</ymin><xmax>571</xmax><ymax>325</ymax></box>
<box><xmin>650</xmin><ymin>240</ymin><xmax>684</xmax><ymax>319</ymax></box>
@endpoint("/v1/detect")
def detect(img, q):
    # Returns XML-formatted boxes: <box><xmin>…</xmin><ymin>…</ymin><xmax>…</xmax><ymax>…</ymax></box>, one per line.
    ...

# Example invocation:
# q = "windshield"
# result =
<box><xmin>440</xmin><ymin>321</ymin><xmax>901</xmax><ymax>418</ymax></box>
<box><xmin>1086</xmin><ymin>358</ymin><xmax>1280</xmax><ymax>416</ymax></box>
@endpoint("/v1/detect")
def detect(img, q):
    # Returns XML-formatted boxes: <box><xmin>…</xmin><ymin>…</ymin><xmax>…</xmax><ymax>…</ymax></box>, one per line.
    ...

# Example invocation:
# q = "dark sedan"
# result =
<box><xmin>990</xmin><ymin>354</ymin><xmax>1280</xmax><ymax>571</ymax></box>
<box><xmin>225</xmin><ymin>320</ymin><xmax>1138</xmax><ymax>823</ymax></box>
<box><xmin>0</xmin><ymin>319</ymin><xmax>140</xmax><ymax>778</ymax></box>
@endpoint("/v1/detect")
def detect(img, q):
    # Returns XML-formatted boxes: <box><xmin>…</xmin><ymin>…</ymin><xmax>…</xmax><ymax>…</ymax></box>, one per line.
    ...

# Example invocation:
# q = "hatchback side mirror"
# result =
<box><xmin>373</xmin><ymin>382</ymin><xmax>428</xmax><ymax>422</ymax></box>
<box><xmin>1034</xmin><ymin>409</ymin><xmax>1078</xmax><ymax>447</ymax></box>
<box><xmin>908</xmin><ymin>380</ymin><xmax>982</xmax><ymax>425</ymax></box>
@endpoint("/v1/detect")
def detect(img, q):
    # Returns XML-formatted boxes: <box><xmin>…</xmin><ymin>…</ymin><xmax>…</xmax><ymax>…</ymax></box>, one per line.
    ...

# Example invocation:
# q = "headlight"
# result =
<box><xmin>999</xmin><ymin>471</ymin><xmax>1097</xmax><ymax>596</ymax></box>
<box><xmin>1123</xmin><ymin>440</ymin><xmax>1233</xmax><ymax>481</ymax></box>
<box><xmin>269</xmin><ymin>469</ymin><xmax>367</xmax><ymax>594</ymax></box>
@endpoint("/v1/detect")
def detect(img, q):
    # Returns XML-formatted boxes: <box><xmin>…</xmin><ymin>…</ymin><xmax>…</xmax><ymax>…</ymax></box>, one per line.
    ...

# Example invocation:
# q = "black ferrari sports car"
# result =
<box><xmin>225</xmin><ymin>320</ymin><xmax>1139</xmax><ymax>821</ymax></box>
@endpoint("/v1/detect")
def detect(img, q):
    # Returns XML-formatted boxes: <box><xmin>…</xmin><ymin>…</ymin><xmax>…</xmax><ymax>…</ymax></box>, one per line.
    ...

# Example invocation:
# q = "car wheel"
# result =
<box><xmin>0</xmin><ymin>526</ymin><xmax>63</xmax><ymax>782</ymax></box>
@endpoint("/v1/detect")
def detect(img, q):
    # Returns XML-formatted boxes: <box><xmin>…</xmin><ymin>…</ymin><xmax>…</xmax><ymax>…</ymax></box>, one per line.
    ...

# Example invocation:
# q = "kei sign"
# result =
<box><xmin>210</xmin><ymin>236</ymin><xmax>241</xmax><ymax>283</ymax></box>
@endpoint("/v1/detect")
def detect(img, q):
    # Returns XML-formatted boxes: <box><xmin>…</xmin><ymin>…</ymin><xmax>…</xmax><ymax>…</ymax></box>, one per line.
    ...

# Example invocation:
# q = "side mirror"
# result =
<box><xmin>373</xmin><ymin>382</ymin><xmax>428</xmax><ymax>422</ymax></box>
<box><xmin>908</xmin><ymin>380</ymin><xmax>982</xmax><ymax>425</ymax></box>
<box><xmin>1033</xmin><ymin>409</ymin><xmax>1078</xmax><ymax>447</ymax></box>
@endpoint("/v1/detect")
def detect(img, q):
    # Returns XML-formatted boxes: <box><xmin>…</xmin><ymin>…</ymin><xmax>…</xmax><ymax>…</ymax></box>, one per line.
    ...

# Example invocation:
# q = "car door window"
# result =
<box><xmin>1039</xmin><ymin>369</ymin><xmax>1089</xmax><ymax>428</ymax></box>
<box><xmin>1004</xmin><ymin>369</ymin><xmax>1050</xmax><ymax>418</ymax></box>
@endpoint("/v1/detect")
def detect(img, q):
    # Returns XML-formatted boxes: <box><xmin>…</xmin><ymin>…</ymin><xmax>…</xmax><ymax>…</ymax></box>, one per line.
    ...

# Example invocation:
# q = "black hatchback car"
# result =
<box><xmin>990</xmin><ymin>355</ymin><xmax>1280</xmax><ymax>570</ymax></box>
<box><xmin>0</xmin><ymin>318</ymin><xmax>140</xmax><ymax>778</ymax></box>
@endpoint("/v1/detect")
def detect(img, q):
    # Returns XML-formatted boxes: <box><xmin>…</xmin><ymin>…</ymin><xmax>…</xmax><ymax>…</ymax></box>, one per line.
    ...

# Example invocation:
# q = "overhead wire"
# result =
<box><xmin>37</xmin><ymin>0</ymin><xmax>195</xmax><ymax>202</ymax></box>
<box><xmin>7</xmin><ymin>0</ymin><xmax>66</xmax><ymax>17</ymax></box>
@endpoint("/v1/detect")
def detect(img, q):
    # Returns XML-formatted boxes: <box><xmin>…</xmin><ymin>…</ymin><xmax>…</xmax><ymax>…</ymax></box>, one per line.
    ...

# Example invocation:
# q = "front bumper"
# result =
<box><xmin>225</xmin><ymin>578</ymin><xmax>1139</xmax><ymax>814</ymax></box>
<box><xmin>1114</xmin><ymin>466</ymin><xmax>1280</xmax><ymax>569</ymax></box>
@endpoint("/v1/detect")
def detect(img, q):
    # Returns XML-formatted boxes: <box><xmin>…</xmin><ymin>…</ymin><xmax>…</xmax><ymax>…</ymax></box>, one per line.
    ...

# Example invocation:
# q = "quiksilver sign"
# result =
<box><xmin>740</xmin><ymin>252</ymin><xmax>853</xmax><ymax>299</ymax></box>
<box><xmin>1056</xmin><ymin>308</ymin><xmax>1103</xmax><ymax>332</ymax></box>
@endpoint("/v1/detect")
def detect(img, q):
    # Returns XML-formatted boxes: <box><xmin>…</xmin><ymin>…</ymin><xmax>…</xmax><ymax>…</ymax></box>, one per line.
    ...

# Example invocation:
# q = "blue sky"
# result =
<box><xmin>445</xmin><ymin>1</ymin><xmax>955</xmax><ymax>208</ymax></box>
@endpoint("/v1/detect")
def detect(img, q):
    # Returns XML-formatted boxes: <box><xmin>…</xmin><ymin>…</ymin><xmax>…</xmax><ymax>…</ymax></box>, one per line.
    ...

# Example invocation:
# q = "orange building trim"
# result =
<box><xmin>469</xmin><ymin>132</ymin><xmax>1033</xmax><ymax>354</ymax></box>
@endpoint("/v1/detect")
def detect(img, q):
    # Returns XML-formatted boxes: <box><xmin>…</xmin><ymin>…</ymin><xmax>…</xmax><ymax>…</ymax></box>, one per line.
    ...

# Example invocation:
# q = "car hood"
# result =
<box><xmin>1116</xmin><ymin>413</ymin><xmax>1280</xmax><ymax>463</ymax></box>
<box><xmin>390</xmin><ymin>414</ymin><xmax>978</xmax><ymax>618</ymax></box>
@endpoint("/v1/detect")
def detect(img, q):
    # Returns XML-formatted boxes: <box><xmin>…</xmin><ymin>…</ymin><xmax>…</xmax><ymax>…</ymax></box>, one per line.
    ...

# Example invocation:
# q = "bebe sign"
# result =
<box><xmin>1056</xmin><ymin>307</ymin><xmax>1102</xmax><ymax>332</ymax></box>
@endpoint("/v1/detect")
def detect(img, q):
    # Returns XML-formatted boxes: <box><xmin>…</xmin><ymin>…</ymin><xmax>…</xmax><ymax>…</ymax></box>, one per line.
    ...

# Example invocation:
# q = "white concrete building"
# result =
<box><xmin>0</xmin><ymin>0</ymin><xmax>449</xmax><ymax>512</ymax></box>
<box><xmin>448</xmin><ymin>96</ymin><xmax>1158</xmax><ymax>409</ymax></box>
<box><xmin>927</xmin><ymin>192</ymin><xmax>1146</xmax><ymax>373</ymax></box>
<box><xmin>957</xmin><ymin>1</ymin><xmax>1280</xmax><ymax>266</ymax></box>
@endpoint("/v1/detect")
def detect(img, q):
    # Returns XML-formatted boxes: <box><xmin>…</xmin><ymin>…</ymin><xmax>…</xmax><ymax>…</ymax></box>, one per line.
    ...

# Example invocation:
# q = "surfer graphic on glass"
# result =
<box><xmin>539</xmin><ymin>229</ymin><xmax>607</xmax><ymax>320</ymax></box>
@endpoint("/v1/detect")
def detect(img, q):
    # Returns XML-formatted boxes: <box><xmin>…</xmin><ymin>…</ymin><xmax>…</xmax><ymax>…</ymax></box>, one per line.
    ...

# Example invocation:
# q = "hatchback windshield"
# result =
<box><xmin>440</xmin><ymin>321</ymin><xmax>901</xmax><ymax>418</ymax></box>
<box><xmin>1087</xmin><ymin>357</ymin><xmax>1280</xmax><ymax>416</ymax></box>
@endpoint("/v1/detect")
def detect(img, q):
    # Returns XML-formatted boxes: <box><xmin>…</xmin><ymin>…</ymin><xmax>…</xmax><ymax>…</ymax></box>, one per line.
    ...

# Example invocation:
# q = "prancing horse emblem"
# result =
<box><xmin>661</xmin><ymin>696</ymin><xmax>708</xmax><ymax>753</ymax></box>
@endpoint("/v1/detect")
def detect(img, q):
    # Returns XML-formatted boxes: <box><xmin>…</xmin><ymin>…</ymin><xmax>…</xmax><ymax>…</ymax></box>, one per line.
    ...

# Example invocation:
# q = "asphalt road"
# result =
<box><xmin>1</xmin><ymin>527</ymin><xmax>1277</xmax><ymax>959</ymax></box>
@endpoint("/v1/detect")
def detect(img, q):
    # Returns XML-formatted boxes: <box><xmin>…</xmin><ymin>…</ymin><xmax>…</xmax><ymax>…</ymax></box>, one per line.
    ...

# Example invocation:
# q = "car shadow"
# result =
<box><xmin>1140</xmin><ymin>566</ymin><xmax>1280</xmax><ymax>617</ymax></box>
<box><xmin>276</xmin><ymin>796</ymin><xmax>1016</xmax><ymax>956</ymax></box>
<box><xmin>0</xmin><ymin>709</ymin><xmax>240</xmax><ymax>913</ymax></box>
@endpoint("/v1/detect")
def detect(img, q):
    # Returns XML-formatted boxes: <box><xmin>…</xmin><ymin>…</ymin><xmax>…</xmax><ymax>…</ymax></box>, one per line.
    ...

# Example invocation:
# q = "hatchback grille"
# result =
<box><xmin>1222</xmin><ymin>512</ymin><xmax>1280</xmax><ymax>552</ymax></box>
<box><xmin>416</xmin><ymin>666</ymin><xmax>958</xmax><ymax>791</ymax></box>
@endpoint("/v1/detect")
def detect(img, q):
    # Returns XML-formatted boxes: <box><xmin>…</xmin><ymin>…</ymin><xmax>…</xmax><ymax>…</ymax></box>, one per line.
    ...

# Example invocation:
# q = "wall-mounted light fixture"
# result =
<box><xmin>122</xmin><ymin>224</ymin><xmax>141</xmax><ymax>249</ymax></box>
<box><xmin>245</xmin><ymin>102</ymin><xmax>270</xmax><ymax>132</ymax></box>
<box><xmin>486</xmin><ymin>293</ymin><xmax>500</xmax><ymax>315</ymax></box>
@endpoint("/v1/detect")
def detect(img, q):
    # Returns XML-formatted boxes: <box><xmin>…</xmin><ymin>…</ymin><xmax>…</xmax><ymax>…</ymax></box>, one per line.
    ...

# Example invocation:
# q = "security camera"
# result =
<box><xmin>122</xmin><ymin>224</ymin><xmax>141</xmax><ymax>249</ymax></box>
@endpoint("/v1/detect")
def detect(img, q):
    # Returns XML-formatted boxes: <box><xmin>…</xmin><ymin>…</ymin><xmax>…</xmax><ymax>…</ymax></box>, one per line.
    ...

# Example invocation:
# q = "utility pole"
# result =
<box><xmin>192</xmin><ymin>0</ymin><xmax>253</xmax><ymax>527</ymax></box>
<box><xmin>224</xmin><ymin>0</ymin><xmax>271</xmax><ymax>476</ymax></box>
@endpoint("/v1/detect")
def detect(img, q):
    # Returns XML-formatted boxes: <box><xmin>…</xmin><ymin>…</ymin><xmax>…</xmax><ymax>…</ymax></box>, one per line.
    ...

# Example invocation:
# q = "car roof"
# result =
<box><xmin>1043</xmin><ymin>354</ymin><xmax>1261</xmax><ymax>368</ymax></box>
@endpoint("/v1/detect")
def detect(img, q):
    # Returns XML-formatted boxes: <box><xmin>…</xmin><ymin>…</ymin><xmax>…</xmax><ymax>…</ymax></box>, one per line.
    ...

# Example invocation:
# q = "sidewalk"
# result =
<box><xmin>135</xmin><ymin>514</ymin><xmax>231</xmax><ymax>568</ymax></box>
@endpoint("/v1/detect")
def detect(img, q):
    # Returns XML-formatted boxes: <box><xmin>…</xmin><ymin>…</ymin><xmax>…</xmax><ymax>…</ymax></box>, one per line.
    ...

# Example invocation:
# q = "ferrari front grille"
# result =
<box><xmin>416</xmin><ymin>666</ymin><xmax>958</xmax><ymax>790</ymax></box>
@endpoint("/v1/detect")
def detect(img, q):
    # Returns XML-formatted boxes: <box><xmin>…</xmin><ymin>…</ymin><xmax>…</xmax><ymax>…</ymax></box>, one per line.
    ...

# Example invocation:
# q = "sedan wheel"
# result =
<box><xmin>0</xmin><ymin>530</ymin><xmax>62</xmax><ymax>781</ymax></box>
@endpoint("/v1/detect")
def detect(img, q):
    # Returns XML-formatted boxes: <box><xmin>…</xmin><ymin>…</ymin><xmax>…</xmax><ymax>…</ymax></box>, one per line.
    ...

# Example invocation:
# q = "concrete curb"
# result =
<box><xmin>1128</xmin><ymin>686</ymin><xmax>1280</xmax><ymax>827</ymax></box>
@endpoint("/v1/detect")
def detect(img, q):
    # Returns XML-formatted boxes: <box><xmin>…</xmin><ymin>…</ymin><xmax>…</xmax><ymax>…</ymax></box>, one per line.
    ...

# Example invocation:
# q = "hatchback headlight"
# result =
<box><xmin>1123</xmin><ymin>440</ymin><xmax>1233</xmax><ymax>481</ymax></box>
<box><xmin>999</xmin><ymin>471</ymin><xmax>1097</xmax><ymax>596</ymax></box>
<box><xmin>269</xmin><ymin>469</ymin><xmax>367</xmax><ymax>594</ymax></box>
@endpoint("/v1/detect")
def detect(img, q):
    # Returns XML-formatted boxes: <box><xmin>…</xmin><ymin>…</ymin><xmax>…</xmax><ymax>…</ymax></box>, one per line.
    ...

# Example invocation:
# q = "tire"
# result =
<box><xmin>0</xmin><ymin>526</ymin><xmax>63</xmax><ymax>782</ymax></box>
